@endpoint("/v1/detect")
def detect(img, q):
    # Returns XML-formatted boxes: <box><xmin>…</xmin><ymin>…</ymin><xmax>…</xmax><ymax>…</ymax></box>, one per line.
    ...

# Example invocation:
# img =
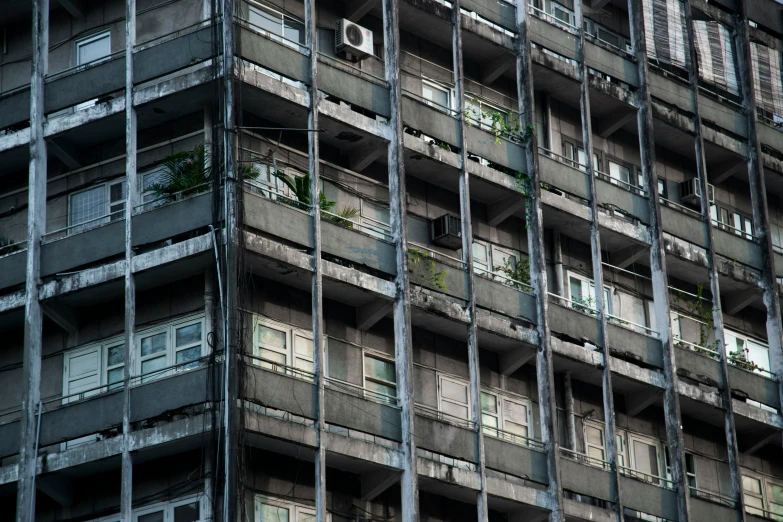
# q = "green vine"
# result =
<box><xmin>672</xmin><ymin>285</ymin><xmax>719</xmax><ymax>356</ymax></box>
<box><xmin>407</xmin><ymin>248</ymin><xmax>448</xmax><ymax>291</ymax></box>
<box><xmin>464</xmin><ymin>99</ymin><xmax>536</xmax><ymax>145</ymax></box>
<box><xmin>493</xmin><ymin>257</ymin><xmax>530</xmax><ymax>290</ymax></box>
<box><xmin>572</xmin><ymin>295</ymin><xmax>598</xmax><ymax>316</ymax></box>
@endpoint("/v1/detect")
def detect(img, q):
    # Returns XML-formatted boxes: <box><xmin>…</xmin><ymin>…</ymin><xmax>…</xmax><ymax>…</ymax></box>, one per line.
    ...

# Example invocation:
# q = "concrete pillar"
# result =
<box><xmin>304</xmin><ymin>0</ymin><xmax>328</xmax><ymax>519</ymax></box>
<box><xmin>574</xmin><ymin>1</ymin><xmax>624</xmax><ymax>520</ymax></box>
<box><xmin>221</xmin><ymin>0</ymin><xmax>239</xmax><ymax>519</ymax></box>
<box><xmin>451</xmin><ymin>3</ymin><xmax>487</xmax><ymax>521</ymax></box>
<box><xmin>121</xmin><ymin>0</ymin><xmax>138</xmax><ymax>519</ymax></box>
<box><xmin>381</xmin><ymin>0</ymin><xmax>419</xmax><ymax>517</ymax></box>
<box><xmin>732</xmin><ymin>0</ymin><xmax>783</xmax><ymax>433</ymax></box>
<box><xmin>552</xmin><ymin>230</ymin><xmax>564</xmax><ymax>303</ymax></box>
<box><xmin>514</xmin><ymin>2</ymin><xmax>564</xmax><ymax>519</ymax></box>
<box><xmin>16</xmin><ymin>1</ymin><xmax>48</xmax><ymax>520</ymax></box>
<box><xmin>563</xmin><ymin>372</ymin><xmax>577</xmax><ymax>451</ymax></box>
<box><xmin>680</xmin><ymin>2</ymin><xmax>745</xmax><ymax>518</ymax></box>
<box><xmin>626</xmin><ymin>1</ymin><xmax>690</xmax><ymax>520</ymax></box>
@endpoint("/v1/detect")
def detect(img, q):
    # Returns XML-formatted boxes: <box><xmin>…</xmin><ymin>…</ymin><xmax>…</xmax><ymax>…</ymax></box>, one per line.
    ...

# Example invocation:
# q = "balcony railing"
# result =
<box><xmin>324</xmin><ymin>376</ymin><xmax>400</xmax><ymax>407</ymax></box>
<box><xmin>688</xmin><ymin>486</ymin><xmax>736</xmax><ymax>508</ymax></box>
<box><xmin>559</xmin><ymin>447</ymin><xmax>611</xmax><ymax>470</ymax></box>
<box><xmin>618</xmin><ymin>464</ymin><xmax>675</xmax><ymax>490</ymax></box>
<box><xmin>415</xmin><ymin>402</ymin><xmax>476</xmax><ymax>430</ymax></box>
<box><xmin>485</xmin><ymin>425</ymin><xmax>545</xmax><ymax>450</ymax></box>
<box><xmin>246</xmin><ymin>353</ymin><xmax>315</xmax><ymax>382</ymax></box>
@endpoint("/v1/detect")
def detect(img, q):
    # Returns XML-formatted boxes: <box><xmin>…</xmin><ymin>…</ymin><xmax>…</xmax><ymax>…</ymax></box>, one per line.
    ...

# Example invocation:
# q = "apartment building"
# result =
<box><xmin>1</xmin><ymin>0</ymin><xmax>783</xmax><ymax>520</ymax></box>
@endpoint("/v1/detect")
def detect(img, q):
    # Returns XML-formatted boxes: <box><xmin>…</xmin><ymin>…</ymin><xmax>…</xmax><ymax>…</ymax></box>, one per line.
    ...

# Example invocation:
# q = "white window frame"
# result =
<box><xmin>67</xmin><ymin>178</ymin><xmax>127</xmax><ymax>235</ymax></box>
<box><xmin>75</xmin><ymin>30</ymin><xmax>112</xmax><ymax>111</ymax></box>
<box><xmin>465</xmin><ymin>96</ymin><xmax>509</xmax><ymax>134</ymax></box>
<box><xmin>255</xmin><ymin>495</ymin><xmax>326</xmax><ymax>522</ymax></box>
<box><xmin>583</xmin><ymin>420</ymin><xmax>607</xmax><ymax>464</ymax></box>
<box><xmin>724</xmin><ymin>328</ymin><xmax>771</xmax><ymax>376</ymax></box>
<box><xmin>743</xmin><ymin>474</ymin><xmax>766</xmax><ymax>517</ymax></box>
<box><xmin>627</xmin><ymin>433</ymin><xmax>665</xmax><ymax>485</ymax></box>
<box><xmin>472</xmin><ymin>239</ymin><xmax>524</xmax><ymax>285</ymax></box>
<box><xmin>247</xmin><ymin>3</ymin><xmax>306</xmax><ymax>50</ymax></box>
<box><xmin>253</xmin><ymin>316</ymin><xmax>316</xmax><ymax>379</ymax></box>
<box><xmin>437</xmin><ymin>374</ymin><xmax>471</xmax><ymax>422</ymax></box>
<box><xmin>422</xmin><ymin>78</ymin><xmax>453</xmax><ymax>113</ymax></box>
<box><xmin>359</xmin><ymin>200</ymin><xmax>391</xmax><ymax>239</ymax></box>
<box><xmin>567</xmin><ymin>270</ymin><xmax>613</xmax><ymax>315</ymax></box>
<box><xmin>85</xmin><ymin>494</ymin><xmax>202</xmax><ymax>522</ymax></box>
<box><xmin>479</xmin><ymin>389</ymin><xmax>532</xmax><ymax>444</ymax></box>
<box><xmin>135</xmin><ymin>315</ymin><xmax>206</xmax><ymax>382</ymax></box>
<box><xmin>362</xmin><ymin>350</ymin><xmax>397</xmax><ymax>404</ymax></box>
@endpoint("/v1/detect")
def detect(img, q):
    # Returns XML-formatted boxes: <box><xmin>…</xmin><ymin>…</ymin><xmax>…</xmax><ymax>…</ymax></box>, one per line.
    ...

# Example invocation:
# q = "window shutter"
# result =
<box><xmin>63</xmin><ymin>345</ymin><xmax>101</xmax><ymax>403</ymax></box>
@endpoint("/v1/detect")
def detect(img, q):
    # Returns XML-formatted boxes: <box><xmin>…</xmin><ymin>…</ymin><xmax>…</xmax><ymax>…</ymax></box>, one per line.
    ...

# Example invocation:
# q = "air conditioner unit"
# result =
<box><xmin>335</xmin><ymin>19</ymin><xmax>373</xmax><ymax>59</ymax></box>
<box><xmin>679</xmin><ymin>178</ymin><xmax>714</xmax><ymax>206</ymax></box>
<box><xmin>431</xmin><ymin>214</ymin><xmax>462</xmax><ymax>249</ymax></box>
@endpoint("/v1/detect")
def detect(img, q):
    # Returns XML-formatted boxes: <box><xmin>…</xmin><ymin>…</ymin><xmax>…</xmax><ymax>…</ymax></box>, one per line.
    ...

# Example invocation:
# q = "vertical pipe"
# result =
<box><xmin>305</xmin><ymin>0</ymin><xmax>327</xmax><ymax>519</ymax></box>
<box><xmin>450</xmin><ymin>4</ymin><xmax>487</xmax><ymax>522</ymax></box>
<box><xmin>733</xmin><ymin>0</ymin><xmax>783</xmax><ymax>433</ymax></box>
<box><xmin>680</xmin><ymin>2</ymin><xmax>745</xmax><ymax>519</ymax></box>
<box><xmin>381</xmin><ymin>0</ymin><xmax>418</xmax><ymax>517</ymax></box>
<box><xmin>563</xmin><ymin>372</ymin><xmax>577</xmax><ymax>451</ymax></box>
<box><xmin>574</xmin><ymin>1</ymin><xmax>624</xmax><ymax>519</ymax></box>
<box><xmin>16</xmin><ymin>1</ymin><xmax>48</xmax><ymax>520</ymax></box>
<box><xmin>221</xmin><ymin>0</ymin><xmax>239</xmax><ymax>519</ymax></box>
<box><xmin>626</xmin><ymin>2</ymin><xmax>690</xmax><ymax>521</ymax></box>
<box><xmin>121</xmin><ymin>0</ymin><xmax>138</xmax><ymax>519</ymax></box>
<box><xmin>514</xmin><ymin>2</ymin><xmax>564</xmax><ymax>519</ymax></box>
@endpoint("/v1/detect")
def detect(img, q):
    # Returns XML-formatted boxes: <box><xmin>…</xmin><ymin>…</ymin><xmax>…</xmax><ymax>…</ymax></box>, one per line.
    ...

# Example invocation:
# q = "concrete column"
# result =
<box><xmin>381</xmin><ymin>0</ymin><xmax>419</xmax><ymax>517</ymax></box>
<box><xmin>221</xmin><ymin>0</ymin><xmax>239</xmax><ymax>519</ymax></box>
<box><xmin>626</xmin><ymin>1</ymin><xmax>690</xmax><ymax>520</ymax></box>
<box><xmin>680</xmin><ymin>2</ymin><xmax>745</xmax><ymax>518</ymax></box>
<box><xmin>305</xmin><ymin>0</ymin><xmax>327</xmax><ymax>519</ymax></box>
<box><xmin>574</xmin><ymin>1</ymin><xmax>624</xmax><ymax>520</ymax></box>
<box><xmin>563</xmin><ymin>372</ymin><xmax>577</xmax><ymax>451</ymax></box>
<box><xmin>733</xmin><ymin>0</ymin><xmax>783</xmax><ymax>429</ymax></box>
<box><xmin>121</xmin><ymin>0</ymin><xmax>138</xmax><ymax>519</ymax></box>
<box><xmin>16</xmin><ymin>1</ymin><xmax>48</xmax><ymax>520</ymax></box>
<box><xmin>514</xmin><ymin>2</ymin><xmax>564</xmax><ymax>519</ymax></box>
<box><xmin>451</xmin><ymin>3</ymin><xmax>487</xmax><ymax>521</ymax></box>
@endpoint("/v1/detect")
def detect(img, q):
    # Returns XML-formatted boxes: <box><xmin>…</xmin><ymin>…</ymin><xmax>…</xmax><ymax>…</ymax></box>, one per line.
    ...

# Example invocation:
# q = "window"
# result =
<box><xmin>253</xmin><ymin>317</ymin><xmax>315</xmax><ymax>378</ymax></box>
<box><xmin>584</xmin><ymin>422</ymin><xmax>606</xmax><ymax>462</ymax></box>
<box><xmin>481</xmin><ymin>391</ymin><xmax>531</xmax><ymax>444</ymax></box>
<box><xmin>472</xmin><ymin>240</ymin><xmax>525</xmax><ymax>285</ymax></box>
<box><xmin>76</xmin><ymin>31</ymin><xmax>112</xmax><ymax>111</ymax></box>
<box><xmin>725</xmin><ymin>329</ymin><xmax>770</xmax><ymax>376</ymax></box>
<box><xmin>608</xmin><ymin>160</ymin><xmax>631</xmax><ymax>187</ymax></box>
<box><xmin>657</xmin><ymin>178</ymin><xmax>667</xmax><ymax>198</ymax></box>
<box><xmin>86</xmin><ymin>496</ymin><xmax>200</xmax><ymax>521</ymax></box>
<box><xmin>549</xmin><ymin>1</ymin><xmax>574</xmax><ymax>27</ymax></box>
<box><xmin>465</xmin><ymin>97</ymin><xmax>509</xmax><ymax>133</ymax></box>
<box><xmin>438</xmin><ymin>375</ymin><xmax>470</xmax><ymax>421</ymax></box>
<box><xmin>248</xmin><ymin>4</ymin><xmax>305</xmax><ymax>49</ymax></box>
<box><xmin>359</xmin><ymin>200</ymin><xmax>391</xmax><ymax>239</ymax></box>
<box><xmin>136</xmin><ymin>317</ymin><xmax>205</xmax><ymax>382</ymax></box>
<box><xmin>562</xmin><ymin>140</ymin><xmax>600</xmax><ymax>172</ymax></box>
<box><xmin>629</xmin><ymin>435</ymin><xmax>662</xmax><ymax>485</ymax></box>
<box><xmin>422</xmin><ymin>79</ymin><xmax>452</xmax><ymax>112</ymax></box>
<box><xmin>140</xmin><ymin>167</ymin><xmax>168</xmax><ymax>210</ymax></box>
<box><xmin>363</xmin><ymin>352</ymin><xmax>396</xmax><ymax>403</ymax></box>
<box><xmin>663</xmin><ymin>449</ymin><xmax>696</xmax><ymax>491</ymax></box>
<box><xmin>255</xmin><ymin>496</ymin><xmax>320</xmax><ymax>522</ymax></box>
<box><xmin>743</xmin><ymin>475</ymin><xmax>765</xmax><ymax>517</ymax></box>
<box><xmin>567</xmin><ymin>272</ymin><xmax>612</xmax><ymax>314</ymax></box>
<box><xmin>68</xmin><ymin>179</ymin><xmax>127</xmax><ymax>234</ymax></box>
<box><xmin>766</xmin><ymin>481</ymin><xmax>783</xmax><ymax>520</ymax></box>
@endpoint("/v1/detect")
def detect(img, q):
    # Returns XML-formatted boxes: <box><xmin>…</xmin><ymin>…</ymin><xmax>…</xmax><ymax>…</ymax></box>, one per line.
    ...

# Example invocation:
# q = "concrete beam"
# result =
<box><xmin>41</xmin><ymin>301</ymin><xmax>79</xmax><ymax>334</ymax></box>
<box><xmin>480</xmin><ymin>53</ymin><xmax>515</xmax><ymax>85</ymax></box>
<box><xmin>596</xmin><ymin>109</ymin><xmax>636</xmax><ymax>138</ymax></box>
<box><xmin>361</xmin><ymin>469</ymin><xmax>402</xmax><ymax>500</ymax></box>
<box><xmin>710</xmin><ymin>160</ymin><xmax>745</xmax><ymax>184</ymax></box>
<box><xmin>346</xmin><ymin>0</ymin><xmax>376</xmax><ymax>21</ymax></box>
<box><xmin>349</xmin><ymin>143</ymin><xmax>385</xmax><ymax>172</ymax></box>
<box><xmin>57</xmin><ymin>0</ymin><xmax>85</xmax><ymax>18</ymax></box>
<box><xmin>488</xmin><ymin>194</ymin><xmax>525</xmax><ymax>227</ymax></box>
<box><xmin>625</xmin><ymin>389</ymin><xmax>663</xmax><ymax>416</ymax></box>
<box><xmin>37</xmin><ymin>474</ymin><xmax>73</xmax><ymax>506</ymax></box>
<box><xmin>499</xmin><ymin>347</ymin><xmax>536</xmax><ymax>376</ymax></box>
<box><xmin>356</xmin><ymin>298</ymin><xmax>393</xmax><ymax>331</ymax></box>
<box><xmin>723</xmin><ymin>286</ymin><xmax>760</xmax><ymax>315</ymax></box>
<box><xmin>609</xmin><ymin>243</ymin><xmax>648</xmax><ymax>269</ymax></box>
<box><xmin>591</xmin><ymin>0</ymin><xmax>611</xmax><ymax>9</ymax></box>
<box><xmin>738</xmin><ymin>429</ymin><xmax>779</xmax><ymax>455</ymax></box>
<box><xmin>47</xmin><ymin>138</ymin><xmax>81</xmax><ymax>169</ymax></box>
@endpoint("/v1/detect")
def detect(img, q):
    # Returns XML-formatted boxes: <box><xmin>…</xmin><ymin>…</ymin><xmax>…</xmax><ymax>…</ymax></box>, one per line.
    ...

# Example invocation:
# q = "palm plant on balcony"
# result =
<box><xmin>272</xmin><ymin>170</ymin><xmax>335</xmax><ymax>213</ymax></box>
<box><xmin>0</xmin><ymin>236</ymin><xmax>20</xmax><ymax>255</ymax></box>
<box><xmin>147</xmin><ymin>145</ymin><xmax>258</xmax><ymax>203</ymax></box>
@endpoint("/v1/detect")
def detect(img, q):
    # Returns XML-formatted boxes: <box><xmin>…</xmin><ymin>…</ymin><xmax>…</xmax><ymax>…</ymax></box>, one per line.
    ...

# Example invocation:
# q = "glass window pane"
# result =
<box><xmin>769</xmin><ymin>483</ymin><xmax>783</xmax><ymax>503</ymax></box>
<box><xmin>70</xmin><ymin>186</ymin><xmax>106</xmax><ymax>229</ymax></box>
<box><xmin>77</xmin><ymin>34</ymin><xmax>111</xmax><ymax>65</ymax></box>
<box><xmin>249</xmin><ymin>7</ymin><xmax>282</xmax><ymax>35</ymax></box>
<box><xmin>260</xmin><ymin>349</ymin><xmax>286</xmax><ymax>366</ymax></box>
<box><xmin>608</xmin><ymin>161</ymin><xmax>630</xmax><ymax>183</ymax></box>
<box><xmin>141</xmin><ymin>332</ymin><xmax>167</xmax><ymax>356</ymax></box>
<box><xmin>586</xmin><ymin>426</ymin><xmax>604</xmax><ymax>446</ymax></box>
<box><xmin>366</xmin><ymin>379</ymin><xmax>396</xmax><ymax>399</ymax></box>
<box><xmin>441</xmin><ymin>401</ymin><xmax>469</xmax><ymax>420</ymax></box>
<box><xmin>138</xmin><ymin>511</ymin><xmax>164</xmax><ymax>522</ymax></box>
<box><xmin>107</xmin><ymin>367</ymin><xmax>123</xmax><ymax>388</ymax></box>
<box><xmin>473</xmin><ymin>243</ymin><xmax>488</xmax><ymax>262</ymax></box>
<box><xmin>176</xmin><ymin>346</ymin><xmax>201</xmax><ymax>365</ymax></box>
<box><xmin>176</xmin><ymin>323</ymin><xmax>202</xmax><ymax>347</ymax></box>
<box><xmin>365</xmin><ymin>356</ymin><xmax>396</xmax><ymax>383</ymax></box>
<box><xmin>743</xmin><ymin>476</ymin><xmax>762</xmax><ymax>494</ymax></box>
<box><xmin>109</xmin><ymin>181</ymin><xmax>126</xmax><ymax>203</ymax></box>
<box><xmin>284</xmin><ymin>19</ymin><xmax>305</xmax><ymax>45</ymax></box>
<box><xmin>107</xmin><ymin>345</ymin><xmax>124</xmax><ymax>366</ymax></box>
<box><xmin>747</xmin><ymin>340</ymin><xmax>770</xmax><ymax>373</ymax></box>
<box><xmin>258</xmin><ymin>325</ymin><xmax>286</xmax><ymax>350</ymax></box>
<box><xmin>482</xmin><ymin>413</ymin><xmax>499</xmax><ymax>429</ymax></box>
<box><xmin>505</xmin><ymin>421</ymin><xmax>528</xmax><ymax>439</ymax></box>
<box><xmin>481</xmin><ymin>392</ymin><xmax>497</xmax><ymax>413</ymax></box>
<box><xmin>441</xmin><ymin>379</ymin><xmax>468</xmax><ymax>403</ymax></box>
<box><xmin>588</xmin><ymin>445</ymin><xmax>605</xmax><ymax>461</ymax></box>
<box><xmin>141</xmin><ymin>355</ymin><xmax>166</xmax><ymax>376</ymax></box>
<box><xmin>297</xmin><ymin>510</ymin><xmax>315</xmax><ymax>522</ymax></box>
<box><xmin>174</xmin><ymin>502</ymin><xmax>200</xmax><ymax>522</ymax></box>
<box><xmin>295</xmin><ymin>358</ymin><xmax>314</xmax><ymax>373</ymax></box>
<box><xmin>294</xmin><ymin>336</ymin><xmax>313</xmax><ymax>358</ymax></box>
<box><xmin>259</xmin><ymin>503</ymin><xmax>290</xmax><ymax>522</ymax></box>
<box><xmin>504</xmin><ymin>401</ymin><xmax>528</xmax><ymax>422</ymax></box>
<box><xmin>423</xmin><ymin>84</ymin><xmax>450</xmax><ymax>108</ymax></box>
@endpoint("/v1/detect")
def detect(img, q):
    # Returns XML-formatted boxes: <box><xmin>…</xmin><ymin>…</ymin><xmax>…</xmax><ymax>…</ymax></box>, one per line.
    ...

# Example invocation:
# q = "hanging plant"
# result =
<box><xmin>407</xmin><ymin>248</ymin><xmax>448</xmax><ymax>291</ymax></box>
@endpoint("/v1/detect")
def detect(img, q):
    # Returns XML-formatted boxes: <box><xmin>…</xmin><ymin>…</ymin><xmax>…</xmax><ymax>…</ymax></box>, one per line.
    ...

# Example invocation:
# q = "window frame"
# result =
<box><xmin>135</xmin><ymin>315</ymin><xmax>206</xmax><ymax>382</ymax></box>
<box><xmin>67</xmin><ymin>178</ymin><xmax>127</xmax><ymax>234</ymax></box>
<box><xmin>255</xmin><ymin>495</ymin><xmax>325</xmax><ymax>522</ymax></box>
<box><xmin>76</xmin><ymin>30</ymin><xmax>112</xmax><ymax>68</ymax></box>
<box><xmin>85</xmin><ymin>494</ymin><xmax>201</xmax><ymax>522</ymax></box>
<box><xmin>560</xmin><ymin>136</ymin><xmax>601</xmax><ymax>173</ymax></box>
<box><xmin>437</xmin><ymin>374</ymin><xmax>471</xmax><ymax>422</ymax></box>
<box><xmin>422</xmin><ymin>78</ymin><xmax>453</xmax><ymax>113</ymax></box>
<box><xmin>627</xmin><ymin>433</ymin><xmax>665</xmax><ymax>485</ymax></box>
<box><xmin>247</xmin><ymin>2</ymin><xmax>306</xmax><ymax>49</ymax></box>
<box><xmin>253</xmin><ymin>316</ymin><xmax>319</xmax><ymax>379</ymax></box>
<box><xmin>362</xmin><ymin>350</ymin><xmax>397</xmax><ymax>404</ymax></box>
<box><xmin>566</xmin><ymin>270</ymin><xmax>613</xmax><ymax>315</ymax></box>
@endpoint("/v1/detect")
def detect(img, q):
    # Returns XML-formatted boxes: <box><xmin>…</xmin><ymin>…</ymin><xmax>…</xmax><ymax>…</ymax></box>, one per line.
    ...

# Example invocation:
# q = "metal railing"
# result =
<box><xmin>320</xmin><ymin>208</ymin><xmax>394</xmax><ymax>242</ymax></box>
<box><xmin>43</xmin><ymin>209</ymin><xmax>125</xmax><ymax>241</ymax></box>
<box><xmin>661</xmin><ymin>197</ymin><xmax>704</xmax><ymax>221</ymax></box>
<box><xmin>606</xmin><ymin>313</ymin><xmax>657</xmax><ymax>336</ymax></box>
<box><xmin>538</xmin><ymin>147</ymin><xmax>589</xmax><ymax>174</ymax></box>
<box><xmin>0</xmin><ymin>239</ymin><xmax>27</xmax><ymax>257</ymax></box>
<box><xmin>45</xmin><ymin>49</ymin><xmax>126</xmax><ymax>83</ymax></box>
<box><xmin>478</xmin><ymin>268</ymin><xmax>534</xmax><ymax>294</ymax></box>
<box><xmin>547</xmin><ymin>291</ymin><xmax>600</xmax><ymax>315</ymax></box>
<box><xmin>618</xmin><ymin>465</ymin><xmax>675</xmax><ymax>490</ymax></box>
<box><xmin>673</xmin><ymin>337</ymin><xmax>720</xmax><ymax>358</ymax></box>
<box><xmin>408</xmin><ymin>241</ymin><xmax>467</xmax><ymax>268</ymax></box>
<box><xmin>317</xmin><ymin>51</ymin><xmax>388</xmax><ymax>86</ymax></box>
<box><xmin>527</xmin><ymin>3</ymin><xmax>578</xmax><ymax>34</ymax></box>
<box><xmin>246</xmin><ymin>354</ymin><xmax>316</xmax><ymax>382</ymax></box>
<box><xmin>133</xmin><ymin>183</ymin><xmax>212</xmax><ymax>212</ymax></box>
<box><xmin>688</xmin><ymin>485</ymin><xmax>736</xmax><ymax>507</ymax></box>
<box><xmin>237</xmin><ymin>13</ymin><xmax>310</xmax><ymax>54</ymax></box>
<box><xmin>324</xmin><ymin>376</ymin><xmax>400</xmax><ymax>407</ymax></box>
<box><xmin>484</xmin><ymin>425</ymin><xmax>545</xmax><ymax>450</ymax></box>
<box><xmin>744</xmin><ymin>505</ymin><xmax>783</xmax><ymax>520</ymax></box>
<box><xmin>594</xmin><ymin>169</ymin><xmax>647</xmax><ymax>197</ymax></box>
<box><xmin>560</xmin><ymin>447</ymin><xmax>611</xmax><ymax>470</ymax></box>
<box><xmin>415</xmin><ymin>403</ymin><xmax>476</xmax><ymax>430</ymax></box>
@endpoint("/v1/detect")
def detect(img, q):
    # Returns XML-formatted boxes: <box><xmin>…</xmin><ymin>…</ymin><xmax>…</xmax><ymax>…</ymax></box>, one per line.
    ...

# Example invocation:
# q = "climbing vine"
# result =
<box><xmin>494</xmin><ymin>257</ymin><xmax>530</xmax><ymax>290</ymax></box>
<box><xmin>672</xmin><ymin>285</ymin><xmax>720</xmax><ymax>356</ymax></box>
<box><xmin>464</xmin><ymin>99</ymin><xmax>536</xmax><ymax>145</ymax></box>
<box><xmin>407</xmin><ymin>248</ymin><xmax>448</xmax><ymax>291</ymax></box>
